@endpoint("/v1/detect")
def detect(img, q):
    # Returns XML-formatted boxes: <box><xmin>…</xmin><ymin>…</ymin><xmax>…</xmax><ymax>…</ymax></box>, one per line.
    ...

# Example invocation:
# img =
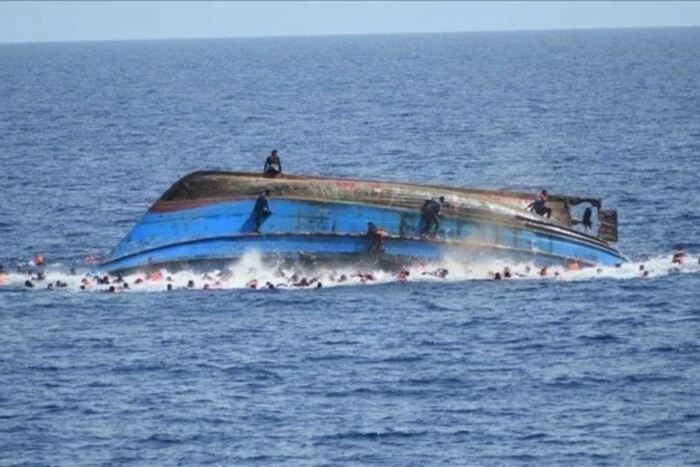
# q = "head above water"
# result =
<box><xmin>271</xmin><ymin>149</ymin><xmax>278</xmax><ymax>156</ymax></box>
<box><xmin>439</xmin><ymin>196</ymin><xmax>445</xmax><ymax>203</ymax></box>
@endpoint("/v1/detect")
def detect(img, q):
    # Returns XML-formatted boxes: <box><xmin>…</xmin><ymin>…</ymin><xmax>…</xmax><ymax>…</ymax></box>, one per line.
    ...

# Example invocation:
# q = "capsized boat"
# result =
<box><xmin>98</xmin><ymin>171</ymin><xmax>626</xmax><ymax>273</ymax></box>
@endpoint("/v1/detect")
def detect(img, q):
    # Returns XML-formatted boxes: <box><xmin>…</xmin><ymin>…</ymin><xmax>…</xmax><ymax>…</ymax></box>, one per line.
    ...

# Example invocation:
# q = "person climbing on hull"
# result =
<box><xmin>252</xmin><ymin>190</ymin><xmax>272</xmax><ymax>233</ymax></box>
<box><xmin>527</xmin><ymin>190</ymin><xmax>552</xmax><ymax>219</ymax></box>
<box><xmin>419</xmin><ymin>196</ymin><xmax>445</xmax><ymax>237</ymax></box>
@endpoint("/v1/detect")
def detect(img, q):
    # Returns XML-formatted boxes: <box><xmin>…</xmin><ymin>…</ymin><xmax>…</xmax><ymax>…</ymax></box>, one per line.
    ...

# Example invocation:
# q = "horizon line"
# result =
<box><xmin>1</xmin><ymin>24</ymin><xmax>698</xmax><ymax>46</ymax></box>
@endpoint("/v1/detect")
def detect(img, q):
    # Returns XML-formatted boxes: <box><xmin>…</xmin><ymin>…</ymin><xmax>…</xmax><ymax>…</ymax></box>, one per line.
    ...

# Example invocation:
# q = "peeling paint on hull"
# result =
<box><xmin>99</xmin><ymin>171</ymin><xmax>627</xmax><ymax>273</ymax></box>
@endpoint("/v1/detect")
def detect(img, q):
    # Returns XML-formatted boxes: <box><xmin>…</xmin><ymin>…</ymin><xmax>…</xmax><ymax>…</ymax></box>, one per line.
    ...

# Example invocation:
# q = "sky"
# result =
<box><xmin>0</xmin><ymin>1</ymin><xmax>699</xmax><ymax>44</ymax></box>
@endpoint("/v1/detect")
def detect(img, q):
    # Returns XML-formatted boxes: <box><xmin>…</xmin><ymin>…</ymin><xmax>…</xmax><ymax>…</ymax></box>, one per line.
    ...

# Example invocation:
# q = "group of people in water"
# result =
<box><xmin>0</xmin><ymin>260</ymin><xmax>557</xmax><ymax>292</ymax></box>
<box><xmin>2</xmin><ymin>151</ymin><xmax>689</xmax><ymax>293</ymax></box>
<box><xmin>0</xmin><ymin>255</ymin><xmax>458</xmax><ymax>293</ymax></box>
<box><xmin>2</xmin><ymin>245</ymin><xmax>695</xmax><ymax>294</ymax></box>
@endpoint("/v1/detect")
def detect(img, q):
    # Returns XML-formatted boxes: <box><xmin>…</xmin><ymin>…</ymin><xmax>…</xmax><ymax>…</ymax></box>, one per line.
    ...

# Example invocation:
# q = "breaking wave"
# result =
<box><xmin>1</xmin><ymin>250</ymin><xmax>698</xmax><ymax>294</ymax></box>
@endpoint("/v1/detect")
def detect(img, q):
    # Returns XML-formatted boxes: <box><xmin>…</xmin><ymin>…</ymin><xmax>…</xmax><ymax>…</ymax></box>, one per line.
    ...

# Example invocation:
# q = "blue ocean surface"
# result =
<box><xmin>1</xmin><ymin>28</ymin><xmax>700</xmax><ymax>465</ymax></box>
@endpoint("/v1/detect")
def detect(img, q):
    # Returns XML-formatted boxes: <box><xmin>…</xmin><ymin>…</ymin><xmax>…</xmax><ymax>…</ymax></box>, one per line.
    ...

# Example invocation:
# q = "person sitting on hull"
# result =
<box><xmin>252</xmin><ymin>189</ymin><xmax>272</xmax><ymax>233</ymax></box>
<box><xmin>263</xmin><ymin>149</ymin><xmax>282</xmax><ymax>178</ymax></box>
<box><xmin>420</xmin><ymin>196</ymin><xmax>445</xmax><ymax>237</ymax></box>
<box><xmin>527</xmin><ymin>190</ymin><xmax>552</xmax><ymax>219</ymax></box>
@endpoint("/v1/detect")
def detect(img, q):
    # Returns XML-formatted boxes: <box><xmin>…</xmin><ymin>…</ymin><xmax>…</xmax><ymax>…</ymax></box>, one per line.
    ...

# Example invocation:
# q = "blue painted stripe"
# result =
<box><xmin>102</xmin><ymin>198</ymin><xmax>626</xmax><ymax>271</ymax></box>
<box><xmin>97</xmin><ymin>234</ymin><xmax>534</xmax><ymax>272</ymax></box>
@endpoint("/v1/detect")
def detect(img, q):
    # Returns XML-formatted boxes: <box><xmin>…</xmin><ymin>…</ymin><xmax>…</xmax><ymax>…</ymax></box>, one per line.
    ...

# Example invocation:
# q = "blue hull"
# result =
<box><xmin>100</xmin><ymin>195</ymin><xmax>627</xmax><ymax>273</ymax></box>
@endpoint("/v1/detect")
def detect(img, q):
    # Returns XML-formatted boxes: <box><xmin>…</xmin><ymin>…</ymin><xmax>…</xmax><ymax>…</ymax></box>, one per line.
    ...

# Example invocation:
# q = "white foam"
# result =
<box><xmin>1</xmin><ymin>252</ymin><xmax>697</xmax><ymax>293</ymax></box>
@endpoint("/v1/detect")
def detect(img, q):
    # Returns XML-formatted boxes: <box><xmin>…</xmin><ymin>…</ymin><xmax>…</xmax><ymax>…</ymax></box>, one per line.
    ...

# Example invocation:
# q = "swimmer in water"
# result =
<box><xmin>147</xmin><ymin>270</ymin><xmax>163</xmax><ymax>281</ymax></box>
<box><xmin>293</xmin><ymin>277</ymin><xmax>310</xmax><ymax>287</ymax></box>
<box><xmin>672</xmin><ymin>247</ymin><xmax>685</xmax><ymax>265</ymax></box>
<box><xmin>421</xmin><ymin>268</ymin><xmax>449</xmax><ymax>279</ymax></box>
<box><xmin>638</xmin><ymin>265</ymin><xmax>649</xmax><ymax>278</ymax></box>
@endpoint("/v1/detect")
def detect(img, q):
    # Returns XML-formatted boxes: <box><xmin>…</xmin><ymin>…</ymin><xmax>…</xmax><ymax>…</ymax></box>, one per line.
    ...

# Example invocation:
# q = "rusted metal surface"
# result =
<box><xmin>155</xmin><ymin>171</ymin><xmax>577</xmax><ymax>223</ymax></box>
<box><xmin>597</xmin><ymin>209</ymin><xmax>619</xmax><ymax>242</ymax></box>
<box><xmin>99</xmin><ymin>171</ymin><xmax>624</xmax><ymax>272</ymax></box>
<box><xmin>152</xmin><ymin>171</ymin><xmax>614</xmax><ymax>241</ymax></box>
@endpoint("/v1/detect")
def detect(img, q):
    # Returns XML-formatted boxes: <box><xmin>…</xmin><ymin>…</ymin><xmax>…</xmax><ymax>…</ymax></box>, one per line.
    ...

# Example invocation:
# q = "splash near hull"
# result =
<box><xmin>99</xmin><ymin>171</ymin><xmax>627</xmax><ymax>273</ymax></box>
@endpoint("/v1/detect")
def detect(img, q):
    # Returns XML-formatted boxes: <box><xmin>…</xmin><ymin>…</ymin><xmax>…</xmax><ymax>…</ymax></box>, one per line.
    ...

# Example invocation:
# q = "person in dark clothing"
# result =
<box><xmin>527</xmin><ymin>190</ymin><xmax>552</xmax><ymax>219</ymax></box>
<box><xmin>263</xmin><ymin>149</ymin><xmax>282</xmax><ymax>177</ymax></box>
<box><xmin>366</xmin><ymin>221</ymin><xmax>385</xmax><ymax>257</ymax></box>
<box><xmin>582</xmin><ymin>207</ymin><xmax>593</xmax><ymax>229</ymax></box>
<box><xmin>253</xmin><ymin>190</ymin><xmax>272</xmax><ymax>233</ymax></box>
<box><xmin>420</xmin><ymin>196</ymin><xmax>445</xmax><ymax>237</ymax></box>
<box><xmin>366</xmin><ymin>222</ymin><xmax>380</xmax><ymax>237</ymax></box>
<box><xmin>672</xmin><ymin>247</ymin><xmax>685</xmax><ymax>265</ymax></box>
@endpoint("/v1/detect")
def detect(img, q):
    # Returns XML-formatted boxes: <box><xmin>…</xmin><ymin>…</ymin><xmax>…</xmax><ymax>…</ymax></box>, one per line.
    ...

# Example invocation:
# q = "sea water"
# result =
<box><xmin>1</xmin><ymin>29</ymin><xmax>700</xmax><ymax>464</ymax></box>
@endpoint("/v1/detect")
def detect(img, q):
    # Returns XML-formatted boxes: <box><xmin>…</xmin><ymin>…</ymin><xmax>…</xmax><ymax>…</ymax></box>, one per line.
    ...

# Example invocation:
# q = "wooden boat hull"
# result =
<box><xmin>99</xmin><ymin>171</ymin><xmax>627</xmax><ymax>273</ymax></box>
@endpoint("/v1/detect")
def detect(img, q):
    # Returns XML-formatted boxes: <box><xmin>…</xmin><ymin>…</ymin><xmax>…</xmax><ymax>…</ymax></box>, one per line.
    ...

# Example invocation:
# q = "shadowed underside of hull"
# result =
<box><xmin>99</xmin><ymin>171</ymin><xmax>626</xmax><ymax>273</ymax></box>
